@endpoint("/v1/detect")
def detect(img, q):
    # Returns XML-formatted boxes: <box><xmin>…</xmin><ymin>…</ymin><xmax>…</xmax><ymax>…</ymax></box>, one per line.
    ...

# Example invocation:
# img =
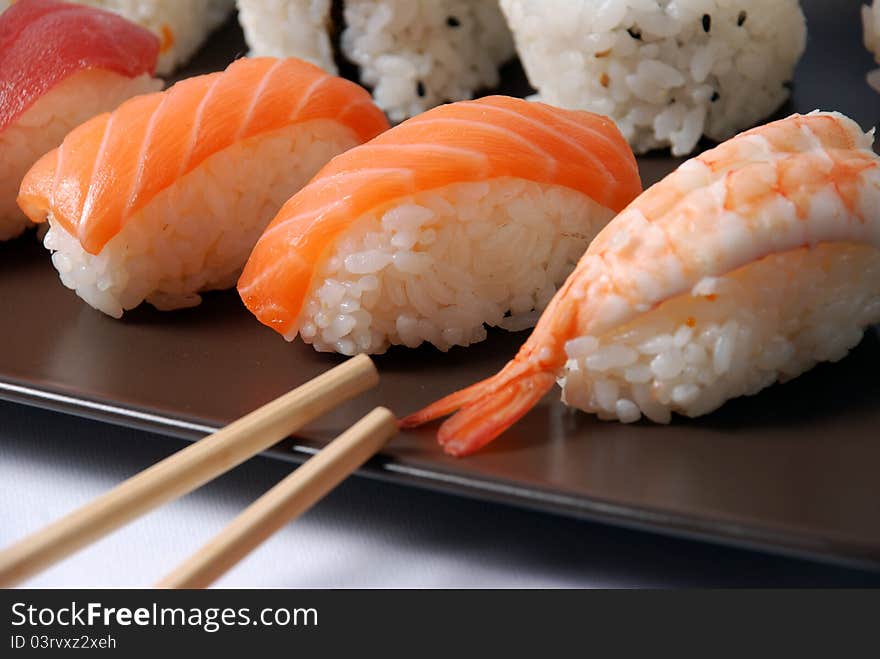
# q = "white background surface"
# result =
<box><xmin>1</xmin><ymin>400</ymin><xmax>876</xmax><ymax>588</ymax></box>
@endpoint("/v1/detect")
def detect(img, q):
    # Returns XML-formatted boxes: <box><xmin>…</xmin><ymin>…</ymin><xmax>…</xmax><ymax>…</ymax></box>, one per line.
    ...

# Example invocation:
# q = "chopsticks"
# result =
<box><xmin>157</xmin><ymin>407</ymin><xmax>397</xmax><ymax>588</ymax></box>
<box><xmin>0</xmin><ymin>354</ymin><xmax>380</xmax><ymax>588</ymax></box>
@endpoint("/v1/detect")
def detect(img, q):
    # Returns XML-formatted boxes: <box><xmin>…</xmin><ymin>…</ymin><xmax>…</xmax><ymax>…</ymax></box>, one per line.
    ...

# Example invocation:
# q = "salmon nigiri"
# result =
<box><xmin>0</xmin><ymin>0</ymin><xmax>161</xmax><ymax>241</ymax></box>
<box><xmin>403</xmin><ymin>111</ymin><xmax>880</xmax><ymax>456</ymax></box>
<box><xmin>238</xmin><ymin>95</ymin><xmax>642</xmax><ymax>355</ymax></box>
<box><xmin>17</xmin><ymin>56</ymin><xmax>389</xmax><ymax>318</ymax></box>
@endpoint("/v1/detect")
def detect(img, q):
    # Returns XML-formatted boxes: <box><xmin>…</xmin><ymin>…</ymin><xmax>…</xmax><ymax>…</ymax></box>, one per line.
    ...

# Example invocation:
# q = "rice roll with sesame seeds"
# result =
<box><xmin>237</xmin><ymin>96</ymin><xmax>642</xmax><ymax>355</ymax></box>
<box><xmin>0</xmin><ymin>0</ymin><xmax>236</xmax><ymax>74</ymax></box>
<box><xmin>500</xmin><ymin>0</ymin><xmax>807</xmax><ymax>156</ymax></box>
<box><xmin>341</xmin><ymin>0</ymin><xmax>515</xmax><ymax>122</ymax></box>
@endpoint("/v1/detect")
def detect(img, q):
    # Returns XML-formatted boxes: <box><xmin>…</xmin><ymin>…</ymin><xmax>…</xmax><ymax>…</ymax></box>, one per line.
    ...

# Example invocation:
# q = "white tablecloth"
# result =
<box><xmin>0</xmin><ymin>400</ymin><xmax>874</xmax><ymax>588</ymax></box>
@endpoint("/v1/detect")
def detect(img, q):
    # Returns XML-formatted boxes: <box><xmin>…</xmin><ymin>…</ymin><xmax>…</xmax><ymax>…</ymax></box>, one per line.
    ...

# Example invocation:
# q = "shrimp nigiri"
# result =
<box><xmin>402</xmin><ymin>111</ymin><xmax>880</xmax><ymax>456</ymax></box>
<box><xmin>238</xmin><ymin>96</ymin><xmax>641</xmax><ymax>355</ymax></box>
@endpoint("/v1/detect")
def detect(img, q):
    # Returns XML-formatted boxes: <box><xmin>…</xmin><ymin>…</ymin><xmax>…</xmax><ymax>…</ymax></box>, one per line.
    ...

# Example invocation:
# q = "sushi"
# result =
<box><xmin>341</xmin><ymin>0</ymin><xmax>515</xmax><ymax>122</ymax></box>
<box><xmin>402</xmin><ymin>111</ymin><xmax>880</xmax><ymax>456</ymax></box>
<box><xmin>238</xmin><ymin>95</ymin><xmax>641</xmax><ymax>355</ymax></box>
<box><xmin>0</xmin><ymin>0</ymin><xmax>161</xmax><ymax>242</ymax></box>
<box><xmin>237</xmin><ymin>0</ymin><xmax>515</xmax><ymax>122</ymax></box>
<box><xmin>17</xmin><ymin>56</ymin><xmax>389</xmax><ymax>318</ymax></box>
<box><xmin>0</xmin><ymin>0</ymin><xmax>236</xmax><ymax>74</ymax></box>
<box><xmin>500</xmin><ymin>0</ymin><xmax>807</xmax><ymax>156</ymax></box>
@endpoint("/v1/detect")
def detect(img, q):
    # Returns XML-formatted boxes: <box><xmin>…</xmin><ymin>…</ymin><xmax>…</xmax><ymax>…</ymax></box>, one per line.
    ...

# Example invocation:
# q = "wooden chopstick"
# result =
<box><xmin>0</xmin><ymin>354</ymin><xmax>378</xmax><ymax>588</ymax></box>
<box><xmin>157</xmin><ymin>406</ymin><xmax>397</xmax><ymax>589</ymax></box>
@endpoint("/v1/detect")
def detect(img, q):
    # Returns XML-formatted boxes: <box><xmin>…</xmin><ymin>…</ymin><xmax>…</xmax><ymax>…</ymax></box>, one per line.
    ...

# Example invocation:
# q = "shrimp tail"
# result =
<box><xmin>398</xmin><ymin>378</ymin><xmax>495</xmax><ymax>427</ymax></box>
<box><xmin>400</xmin><ymin>360</ymin><xmax>556</xmax><ymax>456</ymax></box>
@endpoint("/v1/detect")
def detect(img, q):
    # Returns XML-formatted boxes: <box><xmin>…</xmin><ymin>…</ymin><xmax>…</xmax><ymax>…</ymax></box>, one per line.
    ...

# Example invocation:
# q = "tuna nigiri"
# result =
<box><xmin>0</xmin><ymin>0</ymin><xmax>235</xmax><ymax>75</ymax></box>
<box><xmin>0</xmin><ymin>0</ymin><xmax>161</xmax><ymax>241</ymax></box>
<box><xmin>403</xmin><ymin>111</ymin><xmax>880</xmax><ymax>456</ymax></box>
<box><xmin>17</xmin><ymin>56</ymin><xmax>389</xmax><ymax>317</ymax></box>
<box><xmin>238</xmin><ymin>95</ymin><xmax>642</xmax><ymax>355</ymax></box>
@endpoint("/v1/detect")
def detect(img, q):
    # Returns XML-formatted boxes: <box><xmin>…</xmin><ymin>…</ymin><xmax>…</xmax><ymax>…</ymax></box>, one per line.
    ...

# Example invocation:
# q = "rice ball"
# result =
<box><xmin>500</xmin><ymin>0</ymin><xmax>807</xmax><ymax>155</ymax></box>
<box><xmin>342</xmin><ymin>0</ymin><xmax>515</xmax><ymax>122</ymax></box>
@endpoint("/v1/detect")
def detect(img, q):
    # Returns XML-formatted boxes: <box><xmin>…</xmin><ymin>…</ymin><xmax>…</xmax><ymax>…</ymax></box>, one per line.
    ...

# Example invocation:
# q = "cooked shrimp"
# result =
<box><xmin>402</xmin><ymin>111</ymin><xmax>880</xmax><ymax>456</ymax></box>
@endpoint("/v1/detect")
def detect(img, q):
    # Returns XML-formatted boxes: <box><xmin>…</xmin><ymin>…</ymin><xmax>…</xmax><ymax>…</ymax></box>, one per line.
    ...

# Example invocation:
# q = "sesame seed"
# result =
<box><xmin>416</xmin><ymin>81</ymin><xmax>425</xmax><ymax>97</ymax></box>
<box><xmin>446</xmin><ymin>16</ymin><xmax>460</xmax><ymax>28</ymax></box>
<box><xmin>737</xmin><ymin>10</ymin><xmax>747</xmax><ymax>26</ymax></box>
<box><xmin>702</xmin><ymin>14</ymin><xmax>711</xmax><ymax>32</ymax></box>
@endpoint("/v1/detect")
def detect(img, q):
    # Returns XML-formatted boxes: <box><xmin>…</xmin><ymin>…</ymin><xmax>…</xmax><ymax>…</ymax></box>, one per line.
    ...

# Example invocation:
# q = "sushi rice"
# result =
<box><xmin>237</xmin><ymin>0</ymin><xmax>515</xmax><ymax>121</ymax></box>
<box><xmin>237</xmin><ymin>0</ymin><xmax>337</xmax><ymax>74</ymax></box>
<box><xmin>561</xmin><ymin>244</ymin><xmax>880</xmax><ymax>423</ymax></box>
<box><xmin>297</xmin><ymin>179</ymin><xmax>613</xmax><ymax>354</ymax></box>
<box><xmin>500</xmin><ymin>0</ymin><xmax>807</xmax><ymax>155</ymax></box>
<box><xmin>0</xmin><ymin>70</ymin><xmax>160</xmax><ymax>241</ymax></box>
<box><xmin>41</xmin><ymin>122</ymin><xmax>358</xmax><ymax>318</ymax></box>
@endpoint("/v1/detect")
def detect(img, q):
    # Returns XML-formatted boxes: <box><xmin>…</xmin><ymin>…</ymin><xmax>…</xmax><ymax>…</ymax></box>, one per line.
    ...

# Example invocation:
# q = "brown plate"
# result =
<box><xmin>1</xmin><ymin>0</ymin><xmax>879</xmax><ymax>570</ymax></box>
